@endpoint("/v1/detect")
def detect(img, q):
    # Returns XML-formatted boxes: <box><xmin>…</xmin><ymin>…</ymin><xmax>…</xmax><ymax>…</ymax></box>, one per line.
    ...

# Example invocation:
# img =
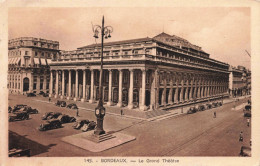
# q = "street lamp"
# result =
<box><xmin>92</xmin><ymin>16</ymin><xmax>113</xmax><ymax>135</ymax></box>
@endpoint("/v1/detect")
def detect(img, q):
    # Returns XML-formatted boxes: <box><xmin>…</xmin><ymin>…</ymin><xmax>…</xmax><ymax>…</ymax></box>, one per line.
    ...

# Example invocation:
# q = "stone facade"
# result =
<box><xmin>49</xmin><ymin>32</ymin><xmax>230</xmax><ymax>111</ymax></box>
<box><xmin>8</xmin><ymin>37</ymin><xmax>60</xmax><ymax>94</ymax></box>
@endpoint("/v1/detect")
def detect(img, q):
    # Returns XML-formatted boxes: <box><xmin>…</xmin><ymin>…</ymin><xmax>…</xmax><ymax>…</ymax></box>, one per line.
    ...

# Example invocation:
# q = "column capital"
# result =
<box><xmin>129</xmin><ymin>68</ymin><xmax>134</xmax><ymax>72</ymax></box>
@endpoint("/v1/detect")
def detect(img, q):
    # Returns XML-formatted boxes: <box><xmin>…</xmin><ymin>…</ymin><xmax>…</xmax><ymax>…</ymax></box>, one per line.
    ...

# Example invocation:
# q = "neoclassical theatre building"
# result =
<box><xmin>8</xmin><ymin>37</ymin><xmax>59</xmax><ymax>94</ymax></box>
<box><xmin>49</xmin><ymin>32</ymin><xmax>229</xmax><ymax>111</ymax></box>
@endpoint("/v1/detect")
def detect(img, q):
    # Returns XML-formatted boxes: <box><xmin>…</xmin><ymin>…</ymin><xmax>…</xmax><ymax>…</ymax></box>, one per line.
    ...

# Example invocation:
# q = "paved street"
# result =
<box><xmin>8</xmin><ymin>94</ymin><xmax>251</xmax><ymax>157</ymax></box>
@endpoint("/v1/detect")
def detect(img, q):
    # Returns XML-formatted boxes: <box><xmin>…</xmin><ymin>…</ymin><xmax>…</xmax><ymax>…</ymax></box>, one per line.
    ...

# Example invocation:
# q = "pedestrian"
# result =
<box><xmin>121</xmin><ymin>109</ymin><xmax>123</xmax><ymax>116</ymax></box>
<box><xmin>239</xmin><ymin>131</ymin><xmax>243</xmax><ymax>142</ymax></box>
<box><xmin>48</xmin><ymin>97</ymin><xmax>51</xmax><ymax>103</ymax></box>
<box><xmin>76</xmin><ymin>108</ymin><xmax>79</xmax><ymax>117</ymax></box>
<box><xmin>247</xmin><ymin>118</ymin><xmax>250</xmax><ymax>127</ymax></box>
<box><xmin>213</xmin><ymin>111</ymin><xmax>216</xmax><ymax>118</ymax></box>
<box><xmin>250</xmin><ymin>139</ymin><xmax>252</xmax><ymax>146</ymax></box>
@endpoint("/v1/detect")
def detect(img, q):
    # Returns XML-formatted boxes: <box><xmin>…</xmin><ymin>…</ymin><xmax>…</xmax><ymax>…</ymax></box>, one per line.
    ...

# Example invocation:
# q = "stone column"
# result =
<box><xmin>128</xmin><ymin>69</ymin><xmax>134</xmax><ymax>109</ymax></box>
<box><xmin>55</xmin><ymin>70</ymin><xmax>59</xmax><ymax>98</ymax></box>
<box><xmin>155</xmin><ymin>70</ymin><xmax>160</xmax><ymax>109</ymax></box>
<box><xmin>107</xmin><ymin>69</ymin><xmax>113</xmax><ymax>106</ymax></box>
<box><xmin>67</xmin><ymin>70</ymin><xmax>72</xmax><ymax>100</ymax></box>
<box><xmin>74</xmin><ymin>70</ymin><xmax>78</xmax><ymax>101</ymax></box>
<box><xmin>89</xmin><ymin>69</ymin><xmax>94</xmax><ymax>103</ymax></box>
<box><xmin>168</xmin><ymin>72</ymin><xmax>173</xmax><ymax>104</ymax></box>
<box><xmin>36</xmin><ymin>75</ymin><xmax>40</xmax><ymax>93</ymax></box>
<box><xmin>49</xmin><ymin>70</ymin><xmax>53</xmax><ymax>97</ymax></box>
<box><xmin>117</xmin><ymin>69</ymin><xmax>123</xmax><ymax>107</ymax></box>
<box><xmin>197</xmin><ymin>78</ymin><xmax>201</xmax><ymax>98</ymax></box>
<box><xmin>201</xmin><ymin>78</ymin><xmax>204</xmax><ymax>98</ymax></box>
<box><xmin>81</xmin><ymin>70</ymin><xmax>86</xmax><ymax>102</ymax></box>
<box><xmin>43</xmin><ymin>74</ymin><xmax>47</xmax><ymax>93</ymax></box>
<box><xmin>189</xmin><ymin>77</ymin><xmax>193</xmax><ymax>101</ymax></box>
<box><xmin>140</xmin><ymin>69</ymin><xmax>147</xmax><ymax>111</ymax></box>
<box><xmin>162</xmin><ymin>72</ymin><xmax>167</xmax><ymax>106</ymax></box>
<box><xmin>61</xmin><ymin>70</ymin><xmax>65</xmax><ymax>99</ymax></box>
<box><xmin>180</xmin><ymin>74</ymin><xmax>184</xmax><ymax>102</ymax></box>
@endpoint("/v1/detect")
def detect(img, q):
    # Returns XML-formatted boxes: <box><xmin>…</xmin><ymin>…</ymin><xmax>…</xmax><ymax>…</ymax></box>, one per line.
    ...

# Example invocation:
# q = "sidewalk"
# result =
<box><xmin>30</xmin><ymin>94</ymin><xmax>251</xmax><ymax>121</ymax></box>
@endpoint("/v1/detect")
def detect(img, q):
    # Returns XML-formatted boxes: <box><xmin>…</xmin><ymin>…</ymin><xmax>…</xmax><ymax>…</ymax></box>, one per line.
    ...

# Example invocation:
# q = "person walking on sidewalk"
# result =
<box><xmin>121</xmin><ymin>109</ymin><xmax>123</xmax><ymax>116</ymax></box>
<box><xmin>213</xmin><ymin>111</ymin><xmax>216</xmax><ymax>118</ymax></box>
<box><xmin>239</xmin><ymin>131</ymin><xmax>243</xmax><ymax>142</ymax></box>
<box><xmin>48</xmin><ymin>97</ymin><xmax>51</xmax><ymax>103</ymax></box>
<box><xmin>247</xmin><ymin>118</ymin><xmax>250</xmax><ymax>127</ymax></box>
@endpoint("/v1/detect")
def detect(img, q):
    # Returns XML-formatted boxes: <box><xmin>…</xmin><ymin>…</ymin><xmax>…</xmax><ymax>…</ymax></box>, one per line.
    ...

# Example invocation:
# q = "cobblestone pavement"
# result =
<box><xmin>8</xmin><ymin>94</ymin><xmax>251</xmax><ymax>156</ymax></box>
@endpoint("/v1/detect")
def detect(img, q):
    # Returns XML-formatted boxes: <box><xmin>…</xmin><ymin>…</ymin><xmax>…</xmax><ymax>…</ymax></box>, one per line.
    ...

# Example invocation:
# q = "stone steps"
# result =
<box><xmin>86</xmin><ymin>133</ymin><xmax>116</xmax><ymax>143</ymax></box>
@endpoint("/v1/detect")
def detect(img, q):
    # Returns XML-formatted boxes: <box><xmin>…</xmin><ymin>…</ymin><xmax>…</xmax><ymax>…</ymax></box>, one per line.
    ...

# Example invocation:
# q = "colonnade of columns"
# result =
<box><xmin>49</xmin><ymin>68</ymin><xmax>149</xmax><ymax>110</ymax></box>
<box><xmin>49</xmin><ymin>68</ymin><xmax>229</xmax><ymax>111</ymax></box>
<box><xmin>154</xmin><ymin>71</ymin><xmax>229</xmax><ymax>108</ymax></box>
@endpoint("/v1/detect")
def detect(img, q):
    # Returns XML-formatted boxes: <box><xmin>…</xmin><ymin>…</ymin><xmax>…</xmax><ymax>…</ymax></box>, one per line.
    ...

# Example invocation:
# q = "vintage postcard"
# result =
<box><xmin>0</xmin><ymin>0</ymin><xmax>260</xmax><ymax>166</ymax></box>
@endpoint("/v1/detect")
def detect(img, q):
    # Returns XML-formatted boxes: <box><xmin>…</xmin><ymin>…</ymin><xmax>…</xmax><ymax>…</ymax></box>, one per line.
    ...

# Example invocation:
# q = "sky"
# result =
<box><xmin>8</xmin><ymin>7</ymin><xmax>251</xmax><ymax>69</ymax></box>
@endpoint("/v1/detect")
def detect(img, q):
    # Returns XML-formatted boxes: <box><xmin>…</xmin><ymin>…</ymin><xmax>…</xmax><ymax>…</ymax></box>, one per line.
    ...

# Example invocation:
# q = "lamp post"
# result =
<box><xmin>92</xmin><ymin>16</ymin><xmax>113</xmax><ymax>135</ymax></box>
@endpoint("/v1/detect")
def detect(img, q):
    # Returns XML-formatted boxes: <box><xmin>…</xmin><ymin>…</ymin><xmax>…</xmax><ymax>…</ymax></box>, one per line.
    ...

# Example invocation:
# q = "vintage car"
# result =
<box><xmin>218</xmin><ymin>102</ymin><xmax>223</xmax><ymax>106</ymax></box>
<box><xmin>187</xmin><ymin>106</ymin><xmax>198</xmax><ymax>114</ymax></box>
<box><xmin>73</xmin><ymin>119</ymin><xmax>90</xmax><ymax>130</ymax></box>
<box><xmin>11</xmin><ymin>104</ymin><xmax>27</xmax><ymax>113</ymax></box>
<box><xmin>20</xmin><ymin>107</ymin><xmax>39</xmax><ymax>114</ymax></box>
<box><xmin>198</xmin><ymin>105</ymin><xmax>206</xmax><ymax>111</ymax></box>
<box><xmin>55</xmin><ymin>100</ymin><xmax>66</xmax><ymax>107</ymax></box>
<box><xmin>38</xmin><ymin>119</ymin><xmax>62</xmax><ymax>131</ymax></box>
<box><xmin>38</xmin><ymin>91</ymin><xmax>45</xmax><ymax>95</ymax></box>
<box><xmin>42</xmin><ymin>93</ymin><xmax>49</xmax><ymax>97</ymax></box>
<box><xmin>66</xmin><ymin>103</ymin><xmax>78</xmax><ymax>109</ymax></box>
<box><xmin>212</xmin><ymin>102</ymin><xmax>219</xmax><ymax>108</ymax></box>
<box><xmin>206</xmin><ymin>103</ymin><xmax>212</xmax><ymax>109</ymax></box>
<box><xmin>81</xmin><ymin>121</ymin><xmax>96</xmax><ymax>132</ymax></box>
<box><xmin>9</xmin><ymin>112</ymin><xmax>29</xmax><ymax>122</ymax></box>
<box><xmin>42</xmin><ymin>112</ymin><xmax>62</xmax><ymax>120</ymax></box>
<box><xmin>8</xmin><ymin>106</ymin><xmax>12</xmax><ymax>113</ymax></box>
<box><xmin>240</xmin><ymin>146</ymin><xmax>251</xmax><ymax>157</ymax></box>
<box><xmin>57</xmin><ymin>114</ymin><xmax>76</xmax><ymax>123</ymax></box>
<box><xmin>27</xmin><ymin>93</ymin><xmax>36</xmax><ymax>97</ymax></box>
<box><xmin>245</xmin><ymin>104</ymin><xmax>251</xmax><ymax>111</ymax></box>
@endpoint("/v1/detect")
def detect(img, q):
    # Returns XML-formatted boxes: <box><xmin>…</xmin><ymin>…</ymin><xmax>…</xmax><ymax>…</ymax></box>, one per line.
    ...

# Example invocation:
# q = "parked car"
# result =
<box><xmin>240</xmin><ymin>146</ymin><xmax>251</xmax><ymax>156</ymax></box>
<box><xmin>9</xmin><ymin>112</ymin><xmax>29</xmax><ymax>122</ymax></box>
<box><xmin>38</xmin><ymin>119</ymin><xmax>62</xmax><ymax>131</ymax></box>
<box><xmin>20</xmin><ymin>106</ymin><xmax>39</xmax><ymax>114</ymax></box>
<box><xmin>187</xmin><ymin>106</ymin><xmax>198</xmax><ymax>114</ymax></box>
<box><xmin>212</xmin><ymin>102</ymin><xmax>219</xmax><ymax>108</ymax></box>
<box><xmin>38</xmin><ymin>91</ymin><xmax>45</xmax><ymax>95</ymax></box>
<box><xmin>42</xmin><ymin>93</ymin><xmax>49</xmax><ymax>97</ymax></box>
<box><xmin>206</xmin><ymin>103</ymin><xmax>212</xmax><ymax>109</ymax></box>
<box><xmin>8</xmin><ymin>106</ymin><xmax>12</xmax><ymax>113</ymax></box>
<box><xmin>55</xmin><ymin>100</ymin><xmax>66</xmax><ymax>107</ymax></box>
<box><xmin>42</xmin><ymin>112</ymin><xmax>62</xmax><ymax>120</ymax></box>
<box><xmin>198</xmin><ymin>105</ymin><xmax>206</xmax><ymax>111</ymax></box>
<box><xmin>11</xmin><ymin>104</ymin><xmax>27</xmax><ymax>113</ymax></box>
<box><xmin>66</xmin><ymin>103</ymin><xmax>78</xmax><ymax>109</ymax></box>
<box><xmin>73</xmin><ymin>119</ymin><xmax>90</xmax><ymax>130</ymax></box>
<box><xmin>57</xmin><ymin>114</ymin><xmax>76</xmax><ymax>123</ymax></box>
<box><xmin>81</xmin><ymin>121</ymin><xmax>96</xmax><ymax>132</ymax></box>
<box><xmin>27</xmin><ymin>93</ymin><xmax>36</xmax><ymax>97</ymax></box>
<box><xmin>245</xmin><ymin>104</ymin><xmax>251</xmax><ymax>111</ymax></box>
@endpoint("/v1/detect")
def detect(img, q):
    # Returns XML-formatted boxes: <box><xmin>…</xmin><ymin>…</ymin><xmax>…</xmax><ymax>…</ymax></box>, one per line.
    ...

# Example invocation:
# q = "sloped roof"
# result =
<box><xmin>78</xmin><ymin>37</ymin><xmax>153</xmax><ymax>49</ymax></box>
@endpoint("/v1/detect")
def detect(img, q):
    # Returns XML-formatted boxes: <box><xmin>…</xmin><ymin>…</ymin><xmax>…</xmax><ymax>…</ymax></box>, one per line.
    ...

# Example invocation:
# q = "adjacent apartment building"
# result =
<box><xmin>8</xmin><ymin>37</ymin><xmax>60</xmax><ymax>94</ymax></box>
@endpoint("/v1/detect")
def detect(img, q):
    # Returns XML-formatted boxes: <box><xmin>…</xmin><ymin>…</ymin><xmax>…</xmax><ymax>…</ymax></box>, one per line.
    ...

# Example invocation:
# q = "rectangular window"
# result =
<box><xmin>124</xmin><ymin>51</ymin><xmax>128</xmax><ymax>55</ymax></box>
<box><xmin>146</xmin><ymin>73</ymin><xmax>150</xmax><ymax>84</ymax></box>
<box><xmin>33</xmin><ymin>76</ymin><xmax>37</xmax><ymax>90</ymax></box>
<box><xmin>123</xmin><ymin>72</ymin><xmax>128</xmax><ymax>84</ymax></box>
<box><xmin>46</xmin><ymin>77</ymin><xmax>50</xmax><ymax>90</ymax></box>
<box><xmin>25</xmin><ymin>51</ymin><xmax>29</xmax><ymax>56</ymax></box>
<box><xmin>35</xmin><ymin>52</ymin><xmax>38</xmax><ymax>57</ymax></box>
<box><xmin>40</xmin><ymin>76</ymin><xmax>44</xmax><ymax>90</ymax></box>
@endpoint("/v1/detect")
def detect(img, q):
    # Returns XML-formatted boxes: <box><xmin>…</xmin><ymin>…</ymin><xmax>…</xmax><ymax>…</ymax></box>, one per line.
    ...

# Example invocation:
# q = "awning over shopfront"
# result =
<box><xmin>34</xmin><ymin>58</ymin><xmax>40</xmax><ymax>65</ymax></box>
<box><xmin>40</xmin><ymin>58</ymin><xmax>47</xmax><ymax>65</ymax></box>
